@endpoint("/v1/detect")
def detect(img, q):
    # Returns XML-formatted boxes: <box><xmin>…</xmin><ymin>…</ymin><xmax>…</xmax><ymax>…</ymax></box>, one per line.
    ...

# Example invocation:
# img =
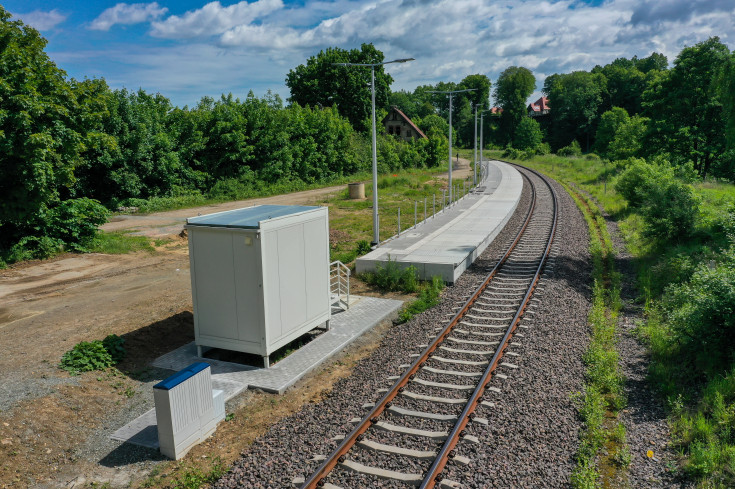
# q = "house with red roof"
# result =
<box><xmin>382</xmin><ymin>106</ymin><xmax>428</xmax><ymax>142</ymax></box>
<box><xmin>490</xmin><ymin>106</ymin><xmax>503</xmax><ymax>115</ymax></box>
<box><xmin>528</xmin><ymin>96</ymin><xmax>550</xmax><ymax>117</ymax></box>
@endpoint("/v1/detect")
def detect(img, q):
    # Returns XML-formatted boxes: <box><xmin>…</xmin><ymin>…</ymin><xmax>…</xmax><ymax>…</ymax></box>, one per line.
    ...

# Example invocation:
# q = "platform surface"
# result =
<box><xmin>355</xmin><ymin>160</ymin><xmax>523</xmax><ymax>283</ymax></box>
<box><xmin>110</xmin><ymin>295</ymin><xmax>402</xmax><ymax>448</ymax></box>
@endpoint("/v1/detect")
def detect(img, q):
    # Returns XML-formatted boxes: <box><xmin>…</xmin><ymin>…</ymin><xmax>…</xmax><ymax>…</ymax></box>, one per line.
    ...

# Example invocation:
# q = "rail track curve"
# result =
<box><xmin>299</xmin><ymin>164</ymin><xmax>559</xmax><ymax>489</ymax></box>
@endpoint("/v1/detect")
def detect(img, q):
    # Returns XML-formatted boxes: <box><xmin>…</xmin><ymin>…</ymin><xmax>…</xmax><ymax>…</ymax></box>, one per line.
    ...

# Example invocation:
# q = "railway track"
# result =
<box><xmin>296</xmin><ymin>165</ymin><xmax>559</xmax><ymax>488</ymax></box>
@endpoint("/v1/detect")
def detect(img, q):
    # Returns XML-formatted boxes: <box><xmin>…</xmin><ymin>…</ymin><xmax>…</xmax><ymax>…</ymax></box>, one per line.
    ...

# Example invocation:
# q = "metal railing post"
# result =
<box><xmin>442</xmin><ymin>189</ymin><xmax>446</xmax><ymax>212</ymax></box>
<box><xmin>398</xmin><ymin>207</ymin><xmax>401</xmax><ymax>236</ymax></box>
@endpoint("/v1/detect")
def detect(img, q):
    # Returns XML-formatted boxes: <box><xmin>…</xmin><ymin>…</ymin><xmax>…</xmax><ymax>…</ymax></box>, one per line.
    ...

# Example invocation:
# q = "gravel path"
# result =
<box><xmin>605</xmin><ymin>204</ymin><xmax>693</xmax><ymax>488</ymax></box>
<box><xmin>215</xmin><ymin>168</ymin><xmax>592</xmax><ymax>488</ymax></box>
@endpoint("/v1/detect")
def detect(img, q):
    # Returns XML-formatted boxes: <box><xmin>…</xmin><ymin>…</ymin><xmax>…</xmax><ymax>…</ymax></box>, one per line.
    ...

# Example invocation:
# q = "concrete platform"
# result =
<box><xmin>110</xmin><ymin>295</ymin><xmax>402</xmax><ymax>448</ymax></box>
<box><xmin>356</xmin><ymin>160</ymin><xmax>523</xmax><ymax>283</ymax></box>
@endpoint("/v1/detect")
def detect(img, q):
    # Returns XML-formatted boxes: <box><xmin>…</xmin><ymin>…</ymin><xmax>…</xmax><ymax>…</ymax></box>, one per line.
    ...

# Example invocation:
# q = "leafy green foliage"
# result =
<box><xmin>615</xmin><ymin>159</ymin><xmax>699</xmax><ymax>241</ymax></box>
<box><xmin>0</xmin><ymin>8</ymin><xmax>82</xmax><ymax>250</ymax></box>
<box><xmin>513</xmin><ymin>117</ymin><xmax>543</xmax><ymax>151</ymax></box>
<box><xmin>285</xmin><ymin>44</ymin><xmax>393</xmax><ymax>132</ymax></box>
<box><xmin>664</xmin><ymin>247</ymin><xmax>735</xmax><ymax>373</ymax></box>
<box><xmin>361</xmin><ymin>258</ymin><xmax>419</xmax><ymax>293</ymax></box>
<box><xmin>60</xmin><ymin>335</ymin><xmax>126</xmax><ymax>374</ymax></box>
<box><xmin>642</xmin><ymin>37</ymin><xmax>731</xmax><ymax>179</ymax></box>
<box><xmin>557</xmin><ymin>140</ymin><xmax>582</xmax><ymax>157</ymax></box>
<box><xmin>494</xmin><ymin>66</ymin><xmax>536</xmax><ymax>145</ymax></box>
<box><xmin>45</xmin><ymin>198</ymin><xmax>110</xmax><ymax>251</ymax></box>
<box><xmin>355</xmin><ymin>240</ymin><xmax>372</xmax><ymax>256</ymax></box>
<box><xmin>546</xmin><ymin>71</ymin><xmax>606</xmax><ymax>150</ymax></box>
<box><xmin>594</xmin><ymin>107</ymin><xmax>630</xmax><ymax>156</ymax></box>
<box><xmin>60</xmin><ymin>341</ymin><xmax>115</xmax><ymax>374</ymax></box>
<box><xmin>102</xmin><ymin>334</ymin><xmax>126</xmax><ymax>363</ymax></box>
<box><xmin>397</xmin><ymin>276</ymin><xmax>444</xmax><ymax>323</ymax></box>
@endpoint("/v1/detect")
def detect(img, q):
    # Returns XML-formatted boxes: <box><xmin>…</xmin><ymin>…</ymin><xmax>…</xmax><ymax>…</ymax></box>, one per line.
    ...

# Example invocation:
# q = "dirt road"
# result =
<box><xmin>0</xmin><ymin>161</ymin><xmax>471</xmax><ymax>488</ymax></box>
<box><xmin>102</xmin><ymin>158</ymin><xmax>473</xmax><ymax>238</ymax></box>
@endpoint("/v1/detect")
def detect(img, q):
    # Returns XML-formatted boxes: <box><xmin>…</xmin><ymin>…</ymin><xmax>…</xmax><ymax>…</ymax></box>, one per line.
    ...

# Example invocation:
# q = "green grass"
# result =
<box><xmin>504</xmin><ymin>150</ymin><xmax>735</xmax><ymax>487</ymax></box>
<box><xmin>396</xmin><ymin>276</ymin><xmax>445</xmax><ymax>324</ymax></box>
<box><xmin>326</xmin><ymin>164</ymin><xmax>473</xmax><ymax>264</ymax></box>
<box><xmin>563</xmin><ymin>184</ymin><xmax>626</xmax><ymax>489</ymax></box>
<box><xmin>88</xmin><ymin>231</ymin><xmax>155</xmax><ymax>254</ymax></box>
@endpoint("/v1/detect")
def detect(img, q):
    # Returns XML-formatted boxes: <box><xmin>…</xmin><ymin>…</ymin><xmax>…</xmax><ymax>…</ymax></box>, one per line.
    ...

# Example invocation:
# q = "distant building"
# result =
<box><xmin>490</xmin><ymin>106</ymin><xmax>503</xmax><ymax>115</ymax></box>
<box><xmin>528</xmin><ymin>96</ymin><xmax>550</xmax><ymax>117</ymax></box>
<box><xmin>382</xmin><ymin>106</ymin><xmax>428</xmax><ymax>142</ymax></box>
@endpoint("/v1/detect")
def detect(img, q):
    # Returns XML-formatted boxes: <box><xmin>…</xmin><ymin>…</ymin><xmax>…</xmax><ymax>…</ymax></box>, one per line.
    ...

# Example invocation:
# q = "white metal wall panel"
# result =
<box><xmin>232</xmin><ymin>232</ymin><xmax>264</xmax><ymax>345</ymax></box>
<box><xmin>190</xmin><ymin>229</ymin><xmax>237</xmax><ymax>340</ymax></box>
<box><xmin>188</xmin><ymin>205</ymin><xmax>330</xmax><ymax>360</ymax></box>
<box><xmin>276</xmin><ymin>223</ymin><xmax>307</xmax><ymax>340</ymax></box>
<box><xmin>262</xmin><ymin>230</ymin><xmax>282</xmax><ymax>344</ymax></box>
<box><xmin>303</xmin><ymin>217</ymin><xmax>329</xmax><ymax>320</ymax></box>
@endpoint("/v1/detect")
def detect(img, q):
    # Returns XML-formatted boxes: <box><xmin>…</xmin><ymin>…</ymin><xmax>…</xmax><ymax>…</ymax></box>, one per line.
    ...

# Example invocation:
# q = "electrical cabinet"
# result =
<box><xmin>186</xmin><ymin>205</ymin><xmax>330</xmax><ymax>367</ymax></box>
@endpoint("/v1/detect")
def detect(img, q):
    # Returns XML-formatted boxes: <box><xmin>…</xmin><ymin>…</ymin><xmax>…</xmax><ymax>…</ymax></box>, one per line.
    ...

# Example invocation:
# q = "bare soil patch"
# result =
<box><xmin>0</xmin><ymin>167</ymin><xmax>464</xmax><ymax>488</ymax></box>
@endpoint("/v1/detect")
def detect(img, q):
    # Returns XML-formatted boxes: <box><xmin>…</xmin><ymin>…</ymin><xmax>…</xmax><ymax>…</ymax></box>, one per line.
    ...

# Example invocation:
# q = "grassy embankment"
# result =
<box><xmin>498</xmin><ymin>150</ymin><xmax>735</xmax><ymax>488</ymax></box>
<box><xmin>94</xmin><ymin>163</ymin><xmax>476</xmax><ymax>262</ymax></box>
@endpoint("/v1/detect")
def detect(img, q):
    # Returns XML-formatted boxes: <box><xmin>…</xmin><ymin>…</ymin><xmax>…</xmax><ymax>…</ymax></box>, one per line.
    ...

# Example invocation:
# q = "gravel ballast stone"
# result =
<box><xmin>215</xmin><ymin>167</ymin><xmax>592</xmax><ymax>488</ymax></box>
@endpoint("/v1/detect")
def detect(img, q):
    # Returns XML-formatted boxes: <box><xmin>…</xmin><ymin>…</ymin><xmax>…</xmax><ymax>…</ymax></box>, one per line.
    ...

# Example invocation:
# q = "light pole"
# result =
<box><xmin>334</xmin><ymin>58</ymin><xmax>414</xmax><ymax>246</ymax></box>
<box><xmin>479</xmin><ymin>109</ymin><xmax>488</xmax><ymax>182</ymax></box>
<box><xmin>427</xmin><ymin>88</ymin><xmax>476</xmax><ymax>201</ymax></box>
<box><xmin>473</xmin><ymin>104</ymin><xmax>478</xmax><ymax>186</ymax></box>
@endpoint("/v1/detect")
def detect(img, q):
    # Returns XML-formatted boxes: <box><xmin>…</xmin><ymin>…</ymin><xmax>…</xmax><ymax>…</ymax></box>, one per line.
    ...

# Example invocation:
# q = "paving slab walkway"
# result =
<box><xmin>110</xmin><ymin>295</ymin><xmax>402</xmax><ymax>448</ymax></box>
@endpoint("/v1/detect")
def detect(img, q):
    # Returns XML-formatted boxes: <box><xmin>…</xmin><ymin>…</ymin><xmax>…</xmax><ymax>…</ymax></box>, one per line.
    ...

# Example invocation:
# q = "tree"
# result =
<box><xmin>513</xmin><ymin>117</ymin><xmax>542</xmax><ymax>151</ymax></box>
<box><xmin>594</xmin><ymin>107</ymin><xmax>630</xmax><ymax>156</ymax></box>
<box><xmin>285</xmin><ymin>44</ymin><xmax>393</xmax><ymax>132</ymax></box>
<box><xmin>494</xmin><ymin>66</ymin><xmax>535</xmax><ymax>145</ymax></box>
<box><xmin>643</xmin><ymin>37</ymin><xmax>730</xmax><ymax>179</ymax></box>
<box><xmin>459</xmin><ymin>74</ymin><xmax>492</xmax><ymax>110</ymax></box>
<box><xmin>545</xmin><ymin>70</ymin><xmax>606</xmax><ymax>150</ymax></box>
<box><xmin>607</xmin><ymin>115</ymin><xmax>648</xmax><ymax>161</ymax></box>
<box><xmin>719</xmin><ymin>54</ymin><xmax>735</xmax><ymax>151</ymax></box>
<box><xmin>0</xmin><ymin>8</ymin><xmax>82</xmax><ymax>249</ymax></box>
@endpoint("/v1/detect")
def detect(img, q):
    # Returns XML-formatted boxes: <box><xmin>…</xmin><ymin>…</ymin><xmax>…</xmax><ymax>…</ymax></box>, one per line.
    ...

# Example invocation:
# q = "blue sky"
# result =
<box><xmin>6</xmin><ymin>0</ymin><xmax>735</xmax><ymax>108</ymax></box>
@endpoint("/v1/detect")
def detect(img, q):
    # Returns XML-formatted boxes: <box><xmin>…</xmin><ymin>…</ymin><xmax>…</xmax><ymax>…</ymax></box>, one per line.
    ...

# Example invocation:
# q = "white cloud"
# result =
<box><xmin>13</xmin><ymin>9</ymin><xmax>67</xmax><ymax>31</ymax></box>
<box><xmin>52</xmin><ymin>0</ymin><xmax>735</xmax><ymax>108</ymax></box>
<box><xmin>150</xmin><ymin>0</ymin><xmax>284</xmax><ymax>39</ymax></box>
<box><xmin>89</xmin><ymin>2</ymin><xmax>168</xmax><ymax>31</ymax></box>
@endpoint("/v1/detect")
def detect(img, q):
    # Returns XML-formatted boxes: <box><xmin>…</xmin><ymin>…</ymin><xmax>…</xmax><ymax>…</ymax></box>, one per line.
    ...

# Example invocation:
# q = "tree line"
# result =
<box><xmin>0</xmin><ymin>12</ymin><xmax>444</xmax><ymax>262</ymax></box>
<box><xmin>1</xmin><ymin>2</ymin><xmax>733</xmax><ymax>263</ymax></box>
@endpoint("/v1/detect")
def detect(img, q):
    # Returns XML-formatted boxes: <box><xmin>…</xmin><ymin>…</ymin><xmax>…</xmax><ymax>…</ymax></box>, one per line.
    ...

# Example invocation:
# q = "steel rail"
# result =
<box><xmin>301</xmin><ymin>172</ymin><xmax>538</xmax><ymax>489</ymax></box>
<box><xmin>420</xmin><ymin>165</ymin><xmax>559</xmax><ymax>488</ymax></box>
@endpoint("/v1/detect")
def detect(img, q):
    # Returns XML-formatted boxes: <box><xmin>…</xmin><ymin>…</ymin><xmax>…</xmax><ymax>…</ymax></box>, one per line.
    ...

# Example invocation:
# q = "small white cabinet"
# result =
<box><xmin>186</xmin><ymin>205</ymin><xmax>330</xmax><ymax>367</ymax></box>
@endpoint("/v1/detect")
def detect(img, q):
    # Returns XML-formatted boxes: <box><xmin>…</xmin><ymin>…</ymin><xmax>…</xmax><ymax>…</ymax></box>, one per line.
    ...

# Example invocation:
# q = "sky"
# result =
<box><xmin>6</xmin><ymin>0</ymin><xmax>735</xmax><ymax>108</ymax></box>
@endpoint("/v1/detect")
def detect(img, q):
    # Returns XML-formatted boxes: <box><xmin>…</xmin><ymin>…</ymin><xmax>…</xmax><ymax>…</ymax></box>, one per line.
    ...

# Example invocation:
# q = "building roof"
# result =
<box><xmin>490</xmin><ymin>106</ymin><xmax>503</xmax><ymax>114</ymax></box>
<box><xmin>528</xmin><ymin>96</ymin><xmax>550</xmax><ymax>113</ymax></box>
<box><xmin>382</xmin><ymin>106</ymin><xmax>428</xmax><ymax>139</ymax></box>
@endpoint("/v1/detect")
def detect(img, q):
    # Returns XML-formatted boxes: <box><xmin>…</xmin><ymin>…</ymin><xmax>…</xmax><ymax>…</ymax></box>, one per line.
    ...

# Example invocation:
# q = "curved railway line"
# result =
<box><xmin>298</xmin><ymin>165</ymin><xmax>559</xmax><ymax>488</ymax></box>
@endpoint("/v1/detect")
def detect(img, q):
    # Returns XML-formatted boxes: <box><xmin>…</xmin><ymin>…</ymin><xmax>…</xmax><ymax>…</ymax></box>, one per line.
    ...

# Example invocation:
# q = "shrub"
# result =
<box><xmin>614</xmin><ymin>158</ymin><xmax>656</xmax><ymax>208</ymax></box>
<box><xmin>60</xmin><ymin>334</ymin><xmax>126</xmax><ymax>373</ymax></box>
<box><xmin>397</xmin><ymin>276</ymin><xmax>444</xmax><ymax>323</ymax></box>
<box><xmin>361</xmin><ymin>258</ymin><xmax>418</xmax><ymax>293</ymax></box>
<box><xmin>664</xmin><ymin>247</ymin><xmax>735</xmax><ymax>373</ymax></box>
<box><xmin>640</xmin><ymin>175</ymin><xmax>698</xmax><ymax>242</ymax></box>
<box><xmin>355</xmin><ymin>240</ymin><xmax>372</xmax><ymax>256</ymax></box>
<box><xmin>557</xmin><ymin>140</ymin><xmax>582</xmax><ymax>157</ymax></box>
<box><xmin>60</xmin><ymin>341</ymin><xmax>114</xmax><ymax>373</ymax></box>
<box><xmin>614</xmin><ymin>157</ymin><xmax>699</xmax><ymax>242</ymax></box>
<box><xmin>46</xmin><ymin>198</ymin><xmax>110</xmax><ymax>252</ymax></box>
<box><xmin>8</xmin><ymin>236</ymin><xmax>64</xmax><ymax>261</ymax></box>
<box><xmin>102</xmin><ymin>334</ymin><xmax>126</xmax><ymax>363</ymax></box>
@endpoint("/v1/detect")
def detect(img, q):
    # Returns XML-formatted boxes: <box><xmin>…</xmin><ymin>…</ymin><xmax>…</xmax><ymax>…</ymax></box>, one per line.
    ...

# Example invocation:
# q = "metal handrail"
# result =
<box><xmin>329</xmin><ymin>260</ymin><xmax>350</xmax><ymax>310</ymax></box>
